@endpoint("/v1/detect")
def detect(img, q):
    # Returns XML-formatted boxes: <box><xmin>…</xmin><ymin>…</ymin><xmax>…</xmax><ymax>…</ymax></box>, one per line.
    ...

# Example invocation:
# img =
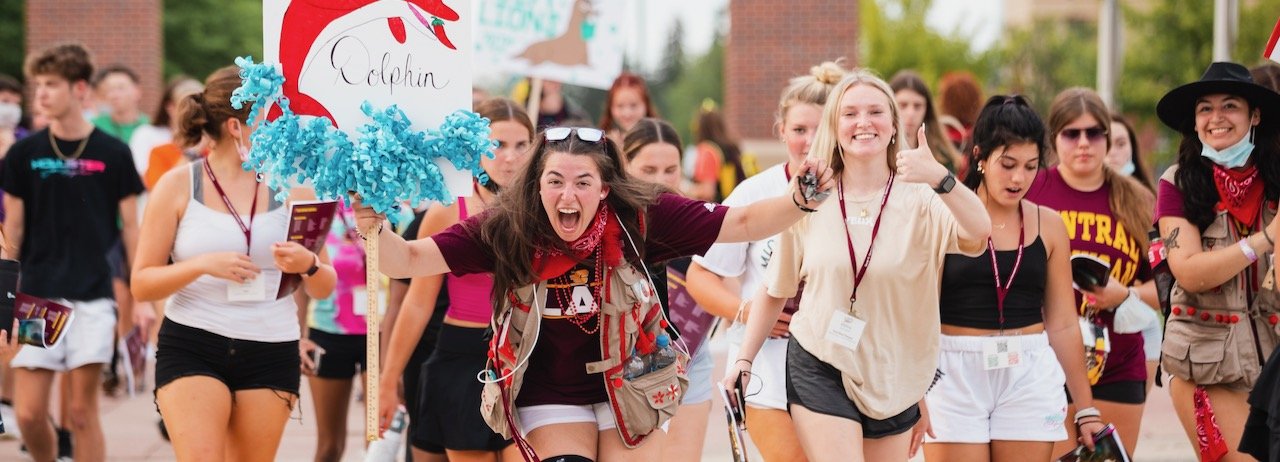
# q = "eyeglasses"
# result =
<box><xmin>544</xmin><ymin>127</ymin><xmax>605</xmax><ymax>143</ymax></box>
<box><xmin>1059</xmin><ymin>126</ymin><xmax>1108</xmax><ymax>142</ymax></box>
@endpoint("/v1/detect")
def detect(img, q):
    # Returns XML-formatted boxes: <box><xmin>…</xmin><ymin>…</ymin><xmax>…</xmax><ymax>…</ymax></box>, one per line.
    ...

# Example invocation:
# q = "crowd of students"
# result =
<box><xmin>1</xmin><ymin>39</ymin><xmax>1279</xmax><ymax>462</ymax></box>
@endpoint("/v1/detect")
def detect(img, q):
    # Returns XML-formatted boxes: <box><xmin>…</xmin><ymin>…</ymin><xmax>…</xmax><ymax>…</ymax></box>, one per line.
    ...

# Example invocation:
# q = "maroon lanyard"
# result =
<box><xmin>204</xmin><ymin>160</ymin><xmax>259</xmax><ymax>253</ymax></box>
<box><xmin>836</xmin><ymin>173</ymin><xmax>895</xmax><ymax>307</ymax></box>
<box><xmin>987</xmin><ymin>202</ymin><xmax>1026</xmax><ymax>331</ymax></box>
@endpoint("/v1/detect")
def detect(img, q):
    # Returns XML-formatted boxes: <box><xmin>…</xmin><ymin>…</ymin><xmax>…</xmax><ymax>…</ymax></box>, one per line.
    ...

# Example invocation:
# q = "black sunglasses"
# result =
<box><xmin>544</xmin><ymin>127</ymin><xmax>605</xmax><ymax>143</ymax></box>
<box><xmin>1059</xmin><ymin>126</ymin><xmax>1108</xmax><ymax>141</ymax></box>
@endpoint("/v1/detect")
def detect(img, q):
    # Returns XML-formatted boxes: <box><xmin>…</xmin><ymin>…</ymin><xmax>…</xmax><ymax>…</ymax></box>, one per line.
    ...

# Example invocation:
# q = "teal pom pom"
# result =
<box><xmin>230</xmin><ymin>56</ymin><xmax>495</xmax><ymax>224</ymax></box>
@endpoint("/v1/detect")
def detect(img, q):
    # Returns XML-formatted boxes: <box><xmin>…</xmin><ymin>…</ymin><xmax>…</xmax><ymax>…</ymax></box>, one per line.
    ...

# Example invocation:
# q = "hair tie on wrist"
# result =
<box><xmin>792</xmin><ymin>191</ymin><xmax>818</xmax><ymax>213</ymax></box>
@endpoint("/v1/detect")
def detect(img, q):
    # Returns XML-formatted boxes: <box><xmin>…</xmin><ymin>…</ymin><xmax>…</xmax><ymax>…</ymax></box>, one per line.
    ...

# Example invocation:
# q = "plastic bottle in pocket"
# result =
<box><xmin>649</xmin><ymin>334</ymin><xmax>678</xmax><ymax>372</ymax></box>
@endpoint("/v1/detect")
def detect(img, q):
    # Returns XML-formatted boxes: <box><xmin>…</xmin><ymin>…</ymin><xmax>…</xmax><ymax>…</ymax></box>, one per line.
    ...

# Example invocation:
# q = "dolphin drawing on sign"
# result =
<box><xmin>516</xmin><ymin>0</ymin><xmax>594</xmax><ymax>67</ymax></box>
<box><xmin>272</xmin><ymin>0</ymin><xmax>460</xmax><ymax>127</ymax></box>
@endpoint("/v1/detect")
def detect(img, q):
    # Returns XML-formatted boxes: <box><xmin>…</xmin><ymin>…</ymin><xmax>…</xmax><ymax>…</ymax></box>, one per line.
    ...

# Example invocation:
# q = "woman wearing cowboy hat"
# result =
<box><xmin>1154</xmin><ymin>61</ymin><xmax>1280</xmax><ymax>461</ymax></box>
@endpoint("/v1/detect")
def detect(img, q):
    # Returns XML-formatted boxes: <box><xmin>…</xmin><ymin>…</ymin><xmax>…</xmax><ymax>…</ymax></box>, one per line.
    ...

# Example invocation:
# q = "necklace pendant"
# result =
<box><xmin>859</xmin><ymin>208</ymin><xmax>869</xmax><ymax>218</ymax></box>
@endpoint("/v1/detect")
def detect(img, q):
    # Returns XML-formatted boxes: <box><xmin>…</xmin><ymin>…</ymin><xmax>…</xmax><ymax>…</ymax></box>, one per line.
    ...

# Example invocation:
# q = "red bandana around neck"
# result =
<box><xmin>532</xmin><ymin>202</ymin><xmax>623</xmax><ymax>281</ymax></box>
<box><xmin>1212</xmin><ymin>164</ymin><xmax>1265</xmax><ymax>226</ymax></box>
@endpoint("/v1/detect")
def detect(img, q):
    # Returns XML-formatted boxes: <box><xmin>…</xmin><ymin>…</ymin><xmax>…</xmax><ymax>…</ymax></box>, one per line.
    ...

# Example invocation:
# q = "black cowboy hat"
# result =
<box><xmin>1156</xmin><ymin>62</ymin><xmax>1280</xmax><ymax>132</ymax></box>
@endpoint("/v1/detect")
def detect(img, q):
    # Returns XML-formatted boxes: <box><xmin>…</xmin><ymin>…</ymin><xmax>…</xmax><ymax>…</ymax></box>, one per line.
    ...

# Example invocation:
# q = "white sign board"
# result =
<box><xmin>474</xmin><ymin>0</ymin><xmax>625</xmax><ymax>90</ymax></box>
<box><xmin>264</xmin><ymin>0</ymin><xmax>474</xmax><ymax>196</ymax></box>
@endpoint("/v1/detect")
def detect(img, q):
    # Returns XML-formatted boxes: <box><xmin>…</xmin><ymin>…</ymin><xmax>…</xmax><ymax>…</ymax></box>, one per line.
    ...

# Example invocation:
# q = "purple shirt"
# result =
<box><xmin>1026</xmin><ymin>167</ymin><xmax>1150</xmax><ymax>386</ymax></box>
<box><xmin>434</xmin><ymin>193</ymin><xmax>729</xmax><ymax>405</ymax></box>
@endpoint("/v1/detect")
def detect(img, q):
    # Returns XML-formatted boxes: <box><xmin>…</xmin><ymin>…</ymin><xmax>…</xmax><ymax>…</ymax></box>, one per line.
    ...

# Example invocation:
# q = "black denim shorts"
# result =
<box><xmin>786</xmin><ymin>337</ymin><xmax>921</xmax><ymax>439</ymax></box>
<box><xmin>155</xmin><ymin>318</ymin><xmax>301</xmax><ymax>396</ymax></box>
<box><xmin>307</xmin><ymin>328</ymin><xmax>366</xmax><ymax>379</ymax></box>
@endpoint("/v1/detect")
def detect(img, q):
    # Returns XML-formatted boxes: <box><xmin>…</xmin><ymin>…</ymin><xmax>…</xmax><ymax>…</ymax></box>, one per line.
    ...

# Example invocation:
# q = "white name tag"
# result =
<box><xmin>226</xmin><ymin>269</ymin><xmax>281</xmax><ymax>302</ymax></box>
<box><xmin>825</xmin><ymin>310</ymin><xmax>866</xmax><ymax>351</ymax></box>
<box><xmin>982</xmin><ymin>337</ymin><xmax>1022</xmax><ymax>370</ymax></box>
<box><xmin>352</xmin><ymin>286</ymin><xmax>369</xmax><ymax>316</ymax></box>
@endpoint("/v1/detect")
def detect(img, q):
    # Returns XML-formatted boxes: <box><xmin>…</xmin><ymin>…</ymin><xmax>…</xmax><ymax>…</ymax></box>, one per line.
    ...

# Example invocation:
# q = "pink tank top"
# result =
<box><xmin>445</xmin><ymin>197</ymin><xmax>495</xmax><ymax>324</ymax></box>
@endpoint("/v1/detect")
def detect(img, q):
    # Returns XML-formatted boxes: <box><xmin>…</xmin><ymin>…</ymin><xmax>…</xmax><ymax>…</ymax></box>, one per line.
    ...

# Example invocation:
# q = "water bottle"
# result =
<box><xmin>1148</xmin><ymin>228</ymin><xmax>1175</xmax><ymax>387</ymax></box>
<box><xmin>365</xmin><ymin>405</ymin><xmax>407</xmax><ymax>462</ymax></box>
<box><xmin>649</xmin><ymin>334</ymin><xmax>678</xmax><ymax>372</ymax></box>
<box><xmin>623</xmin><ymin>347</ymin><xmax>650</xmax><ymax>380</ymax></box>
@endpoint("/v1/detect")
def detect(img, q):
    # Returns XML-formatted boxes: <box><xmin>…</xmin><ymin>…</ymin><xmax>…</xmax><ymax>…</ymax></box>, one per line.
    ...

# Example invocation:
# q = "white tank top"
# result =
<box><xmin>165</xmin><ymin>161</ymin><xmax>299</xmax><ymax>342</ymax></box>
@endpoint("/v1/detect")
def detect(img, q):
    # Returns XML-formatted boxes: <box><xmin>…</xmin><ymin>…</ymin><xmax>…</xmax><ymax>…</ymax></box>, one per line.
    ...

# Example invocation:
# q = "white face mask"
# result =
<box><xmin>0</xmin><ymin>102</ymin><xmax>20</xmax><ymax>130</ymax></box>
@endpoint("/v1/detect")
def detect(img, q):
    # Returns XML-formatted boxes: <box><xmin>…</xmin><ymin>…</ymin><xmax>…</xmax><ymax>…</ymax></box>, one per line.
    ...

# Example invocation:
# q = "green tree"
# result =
<box><xmin>1120</xmin><ymin>0</ymin><xmax>1280</xmax><ymax>166</ymax></box>
<box><xmin>994</xmin><ymin>19</ymin><xmax>1098</xmax><ymax>115</ymax></box>
<box><xmin>659</xmin><ymin>29</ymin><xmax>724</xmax><ymax>145</ymax></box>
<box><xmin>650</xmin><ymin>18</ymin><xmax>686</xmax><ymax>121</ymax></box>
<box><xmin>163</xmin><ymin>0</ymin><xmax>263</xmax><ymax>78</ymax></box>
<box><xmin>0</xmin><ymin>0</ymin><xmax>24</xmax><ymax>81</ymax></box>
<box><xmin>859</xmin><ymin>0</ymin><xmax>995</xmax><ymax>88</ymax></box>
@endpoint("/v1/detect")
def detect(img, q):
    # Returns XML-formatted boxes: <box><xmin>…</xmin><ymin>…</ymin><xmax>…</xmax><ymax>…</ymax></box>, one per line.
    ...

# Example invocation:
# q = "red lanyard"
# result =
<box><xmin>987</xmin><ymin>202</ymin><xmax>1026</xmax><ymax>332</ymax></box>
<box><xmin>835</xmin><ymin>173</ymin><xmax>894</xmax><ymax>307</ymax></box>
<box><xmin>204</xmin><ymin>160</ymin><xmax>259</xmax><ymax>253</ymax></box>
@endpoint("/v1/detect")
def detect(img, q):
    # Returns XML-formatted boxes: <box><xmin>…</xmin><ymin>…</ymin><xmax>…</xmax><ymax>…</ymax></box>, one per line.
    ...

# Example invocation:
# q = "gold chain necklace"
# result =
<box><xmin>49</xmin><ymin>129</ymin><xmax>89</xmax><ymax>160</ymax></box>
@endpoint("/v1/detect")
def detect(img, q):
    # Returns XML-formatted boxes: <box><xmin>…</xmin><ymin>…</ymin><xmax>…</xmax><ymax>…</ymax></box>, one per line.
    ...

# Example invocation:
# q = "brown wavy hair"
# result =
<box><xmin>174</xmin><ymin>66</ymin><xmax>249</xmax><ymax>148</ymax></box>
<box><xmin>25</xmin><ymin>43</ymin><xmax>93</xmax><ymax>83</ymax></box>
<box><xmin>1047</xmin><ymin>88</ymin><xmax>1154</xmax><ymax>249</ymax></box>
<box><xmin>478</xmin><ymin>131</ymin><xmax>663</xmax><ymax>315</ymax></box>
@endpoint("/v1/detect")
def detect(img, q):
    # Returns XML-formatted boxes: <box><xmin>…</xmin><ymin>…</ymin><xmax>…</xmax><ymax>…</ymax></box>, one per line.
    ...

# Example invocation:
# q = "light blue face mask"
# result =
<box><xmin>1200</xmin><ymin>127</ymin><xmax>1255</xmax><ymax>168</ymax></box>
<box><xmin>1119</xmin><ymin>161</ymin><xmax>1135</xmax><ymax>176</ymax></box>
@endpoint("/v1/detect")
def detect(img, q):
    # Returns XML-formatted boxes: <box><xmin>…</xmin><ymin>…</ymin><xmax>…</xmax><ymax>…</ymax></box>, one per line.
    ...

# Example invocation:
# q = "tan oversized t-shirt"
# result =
<box><xmin>766</xmin><ymin>181</ymin><xmax>983</xmax><ymax>419</ymax></box>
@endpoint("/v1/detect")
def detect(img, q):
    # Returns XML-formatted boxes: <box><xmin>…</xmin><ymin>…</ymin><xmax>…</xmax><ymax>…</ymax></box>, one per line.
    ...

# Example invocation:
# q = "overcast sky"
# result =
<box><xmin>626</xmin><ymin>0</ymin><xmax>1004</xmax><ymax>72</ymax></box>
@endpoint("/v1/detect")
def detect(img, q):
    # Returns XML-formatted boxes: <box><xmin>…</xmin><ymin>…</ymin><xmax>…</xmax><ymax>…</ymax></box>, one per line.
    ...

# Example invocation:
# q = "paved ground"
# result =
<box><xmin>0</xmin><ymin>339</ymin><xmax>1197</xmax><ymax>461</ymax></box>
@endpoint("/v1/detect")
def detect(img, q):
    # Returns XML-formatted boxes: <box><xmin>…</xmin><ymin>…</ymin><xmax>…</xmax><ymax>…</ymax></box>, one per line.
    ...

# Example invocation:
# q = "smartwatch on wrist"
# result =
<box><xmin>303</xmin><ymin>254</ymin><xmax>320</xmax><ymax>277</ymax></box>
<box><xmin>933</xmin><ymin>172</ymin><xmax>957</xmax><ymax>194</ymax></box>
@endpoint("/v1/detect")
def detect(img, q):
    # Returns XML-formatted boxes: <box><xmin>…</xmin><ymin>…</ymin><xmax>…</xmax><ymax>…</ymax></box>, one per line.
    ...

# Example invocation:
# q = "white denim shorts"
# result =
<box><xmin>11</xmin><ymin>298</ymin><xmax>116</xmax><ymax>372</ymax></box>
<box><xmin>924</xmin><ymin>332</ymin><xmax>1069</xmax><ymax>443</ymax></box>
<box><xmin>517</xmin><ymin>402</ymin><xmax>670</xmax><ymax>435</ymax></box>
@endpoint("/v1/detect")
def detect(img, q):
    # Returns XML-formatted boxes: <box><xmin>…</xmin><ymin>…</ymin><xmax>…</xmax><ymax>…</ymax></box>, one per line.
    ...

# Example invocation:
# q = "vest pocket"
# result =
<box><xmin>611</xmin><ymin>359</ymin><xmax>688</xmax><ymax>437</ymax></box>
<box><xmin>1161</xmin><ymin>318</ymin><xmax>1241</xmax><ymax>385</ymax></box>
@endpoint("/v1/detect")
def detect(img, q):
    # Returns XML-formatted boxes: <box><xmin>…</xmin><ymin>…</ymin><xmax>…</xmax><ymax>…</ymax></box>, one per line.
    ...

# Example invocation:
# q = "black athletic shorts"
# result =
<box><xmin>786</xmin><ymin>337</ymin><xmax>920</xmax><ymax>439</ymax></box>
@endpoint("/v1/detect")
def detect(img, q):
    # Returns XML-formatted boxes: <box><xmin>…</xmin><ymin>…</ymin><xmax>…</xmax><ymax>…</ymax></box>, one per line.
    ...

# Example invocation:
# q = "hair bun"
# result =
<box><xmin>811</xmin><ymin>59</ymin><xmax>849</xmax><ymax>85</ymax></box>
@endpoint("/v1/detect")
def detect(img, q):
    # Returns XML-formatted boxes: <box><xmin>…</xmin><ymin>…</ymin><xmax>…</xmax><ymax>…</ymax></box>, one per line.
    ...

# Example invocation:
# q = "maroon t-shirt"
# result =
<box><xmin>434</xmin><ymin>193</ymin><xmax>729</xmax><ymax>405</ymax></box>
<box><xmin>1025</xmin><ymin>167</ymin><xmax>1150</xmax><ymax>386</ymax></box>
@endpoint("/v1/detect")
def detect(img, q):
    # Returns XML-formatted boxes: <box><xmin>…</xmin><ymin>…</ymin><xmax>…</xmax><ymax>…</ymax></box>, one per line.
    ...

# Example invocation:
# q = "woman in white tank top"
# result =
<box><xmin>130</xmin><ymin>66</ymin><xmax>336</xmax><ymax>461</ymax></box>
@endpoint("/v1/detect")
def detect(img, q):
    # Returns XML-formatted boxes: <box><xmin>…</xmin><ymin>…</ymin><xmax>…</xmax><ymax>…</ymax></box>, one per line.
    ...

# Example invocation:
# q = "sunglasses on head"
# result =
<box><xmin>1059</xmin><ymin>126</ymin><xmax>1108</xmax><ymax>141</ymax></box>
<box><xmin>544</xmin><ymin>127</ymin><xmax>605</xmax><ymax>143</ymax></box>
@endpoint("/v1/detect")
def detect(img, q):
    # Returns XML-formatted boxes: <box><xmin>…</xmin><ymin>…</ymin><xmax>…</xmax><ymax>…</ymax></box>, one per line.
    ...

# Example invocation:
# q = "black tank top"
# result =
<box><xmin>939</xmin><ymin>237</ymin><xmax>1048</xmax><ymax>330</ymax></box>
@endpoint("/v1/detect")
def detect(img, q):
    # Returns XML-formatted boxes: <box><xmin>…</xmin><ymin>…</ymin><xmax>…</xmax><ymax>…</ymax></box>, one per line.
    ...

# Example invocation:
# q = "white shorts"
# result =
<box><xmin>516</xmin><ymin>402</ymin><xmax>670</xmax><ymax>435</ymax></box>
<box><xmin>11</xmin><ymin>298</ymin><xmax>116</xmax><ymax>372</ymax></box>
<box><xmin>725</xmin><ymin>334</ymin><xmax>788</xmax><ymax>410</ymax></box>
<box><xmin>925</xmin><ymin>332</ymin><xmax>1069</xmax><ymax>443</ymax></box>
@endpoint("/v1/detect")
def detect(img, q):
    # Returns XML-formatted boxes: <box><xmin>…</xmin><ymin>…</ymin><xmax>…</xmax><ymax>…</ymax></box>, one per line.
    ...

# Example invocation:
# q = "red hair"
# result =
<box><xmin>599</xmin><ymin>72</ymin><xmax>658</xmax><ymax>131</ymax></box>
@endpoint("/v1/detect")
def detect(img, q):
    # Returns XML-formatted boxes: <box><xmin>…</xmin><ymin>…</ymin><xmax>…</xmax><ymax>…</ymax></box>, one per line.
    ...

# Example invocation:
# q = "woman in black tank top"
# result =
<box><xmin>921</xmin><ymin>96</ymin><xmax>1105</xmax><ymax>461</ymax></box>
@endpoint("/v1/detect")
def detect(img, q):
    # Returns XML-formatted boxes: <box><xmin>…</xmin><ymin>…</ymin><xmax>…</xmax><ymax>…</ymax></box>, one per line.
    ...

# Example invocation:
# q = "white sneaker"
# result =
<box><xmin>0</xmin><ymin>403</ymin><xmax>19</xmax><ymax>440</ymax></box>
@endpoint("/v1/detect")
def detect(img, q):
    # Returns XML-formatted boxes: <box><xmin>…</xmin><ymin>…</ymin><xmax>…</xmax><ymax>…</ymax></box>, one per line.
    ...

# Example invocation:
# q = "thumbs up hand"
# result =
<box><xmin>894</xmin><ymin>125</ymin><xmax>949</xmax><ymax>187</ymax></box>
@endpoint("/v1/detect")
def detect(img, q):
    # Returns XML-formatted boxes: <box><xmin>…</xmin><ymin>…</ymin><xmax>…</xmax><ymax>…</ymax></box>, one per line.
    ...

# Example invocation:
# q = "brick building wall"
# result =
<box><xmin>727</xmin><ymin>0</ymin><xmax>859</xmax><ymax>160</ymax></box>
<box><xmin>26</xmin><ymin>0</ymin><xmax>163</xmax><ymax>119</ymax></box>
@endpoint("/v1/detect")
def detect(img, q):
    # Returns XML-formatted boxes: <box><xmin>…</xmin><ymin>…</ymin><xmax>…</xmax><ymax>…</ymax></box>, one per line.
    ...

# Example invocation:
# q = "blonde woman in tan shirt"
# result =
<box><xmin>722</xmin><ymin>70</ymin><xmax>991</xmax><ymax>462</ymax></box>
